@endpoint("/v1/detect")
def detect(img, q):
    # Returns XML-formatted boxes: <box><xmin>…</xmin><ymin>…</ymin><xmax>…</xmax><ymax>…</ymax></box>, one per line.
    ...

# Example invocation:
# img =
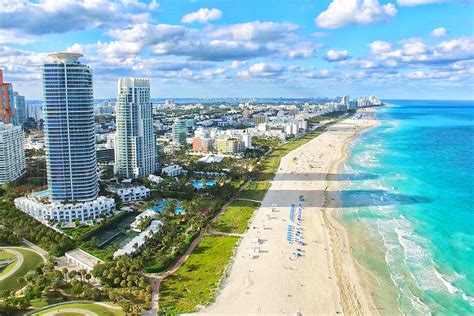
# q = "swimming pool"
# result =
<box><xmin>192</xmin><ymin>179</ymin><xmax>217</xmax><ymax>189</ymax></box>
<box><xmin>149</xmin><ymin>200</ymin><xmax>185</xmax><ymax>214</ymax></box>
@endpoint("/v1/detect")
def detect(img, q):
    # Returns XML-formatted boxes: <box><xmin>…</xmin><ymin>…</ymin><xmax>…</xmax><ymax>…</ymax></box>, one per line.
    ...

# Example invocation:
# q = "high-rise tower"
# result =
<box><xmin>42</xmin><ymin>53</ymin><xmax>98</xmax><ymax>202</ymax></box>
<box><xmin>0</xmin><ymin>69</ymin><xmax>14</xmax><ymax>124</ymax></box>
<box><xmin>115</xmin><ymin>78</ymin><xmax>157</xmax><ymax>178</ymax></box>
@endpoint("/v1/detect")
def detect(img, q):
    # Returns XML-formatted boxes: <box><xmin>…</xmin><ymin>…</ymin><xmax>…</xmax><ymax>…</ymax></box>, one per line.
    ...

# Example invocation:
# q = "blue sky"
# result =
<box><xmin>1</xmin><ymin>0</ymin><xmax>473</xmax><ymax>99</ymax></box>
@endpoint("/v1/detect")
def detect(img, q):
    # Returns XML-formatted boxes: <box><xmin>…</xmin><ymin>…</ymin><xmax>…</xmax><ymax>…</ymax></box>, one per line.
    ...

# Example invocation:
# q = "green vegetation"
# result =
<box><xmin>0</xmin><ymin>202</ymin><xmax>76</xmax><ymax>256</ymax></box>
<box><xmin>32</xmin><ymin>302</ymin><xmax>124</xmax><ymax>316</ymax></box>
<box><xmin>238</xmin><ymin>180</ymin><xmax>270</xmax><ymax>201</ymax></box>
<box><xmin>0</xmin><ymin>227</ymin><xmax>21</xmax><ymax>246</ymax></box>
<box><xmin>159</xmin><ymin>235</ymin><xmax>239</xmax><ymax>314</ymax></box>
<box><xmin>212</xmin><ymin>200</ymin><xmax>260</xmax><ymax>234</ymax></box>
<box><xmin>0</xmin><ymin>251</ymin><xmax>17</xmax><ymax>277</ymax></box>
<box><xmin>0</xmin><ymin>247</ymin><xmax>43</xmax><ymax>292</ymax></box>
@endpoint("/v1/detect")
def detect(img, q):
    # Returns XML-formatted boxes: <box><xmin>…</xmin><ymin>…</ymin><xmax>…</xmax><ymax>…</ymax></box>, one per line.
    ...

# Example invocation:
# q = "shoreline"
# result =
<box><xmin>322</xmin><ymin>111</ymin><xmax>381</xmax><ymax>315</ymax></box>
<box><xmin>199</xmin><ymin>109</ymin><xmax>381</xmax><ymax>315</ymax></box>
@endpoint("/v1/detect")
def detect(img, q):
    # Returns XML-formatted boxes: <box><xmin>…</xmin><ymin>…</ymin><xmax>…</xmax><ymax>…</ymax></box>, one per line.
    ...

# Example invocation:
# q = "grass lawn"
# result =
<box><xmin>0</xmin><ymin>250</ymin><xmax>17</xmax><ymax>277</ymax></box>
<box><xmin>33</xmin><ymin>302</ymin><xmax>124</xmax><ymax>316</ymax></box>
<box><xmin>0</xmin><ymin>247</ymin><xmax>43</xmax><ymax>292</ymax></box>
<box><xmin>212</xmin><ymin>200</ymin><xmax>260</xmax><ymax>234</ymax></box>
<box><xmin>238</xmin><ymin>180</ymin><xmax>270</xmax><ymax>201</ymax></box>
<box><xmin>160</xmin><ymin>235</ymin><xmax>239</xmax><ymax>314</ymax></box>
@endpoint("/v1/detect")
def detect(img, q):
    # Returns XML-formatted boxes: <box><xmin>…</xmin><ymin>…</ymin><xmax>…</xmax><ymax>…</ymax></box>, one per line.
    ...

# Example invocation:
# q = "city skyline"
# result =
<box><xmin>1</xmin><ymin>0</ymin><xmax>473</xmax><ymax>100</ymax></box>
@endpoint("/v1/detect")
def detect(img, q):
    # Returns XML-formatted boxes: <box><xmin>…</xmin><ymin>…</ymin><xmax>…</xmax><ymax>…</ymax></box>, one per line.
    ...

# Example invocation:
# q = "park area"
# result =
<box><xmin>0</xmin><ymin>247</ymin><xmax>43</xmax><ymax>292</ymax></box>
<box><xmin>31</xmin><ymin>302</ymin><xmax>124</xmax><ymax>316</ymax></box>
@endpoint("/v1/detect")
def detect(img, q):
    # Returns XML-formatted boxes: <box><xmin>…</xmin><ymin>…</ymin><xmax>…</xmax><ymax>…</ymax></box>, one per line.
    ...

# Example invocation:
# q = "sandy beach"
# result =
<box><xmin>199</xmin><ymin>109</ymin><xmax>379</xmax><ymax>315</ymax></box>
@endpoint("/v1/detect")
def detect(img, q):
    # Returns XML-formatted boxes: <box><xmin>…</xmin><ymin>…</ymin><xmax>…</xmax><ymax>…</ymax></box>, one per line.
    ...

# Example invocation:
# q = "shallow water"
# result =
<box><xmin>341</xmin><ymin>100</ymin><xmax>474</xmax><ymax>315</ymax></box>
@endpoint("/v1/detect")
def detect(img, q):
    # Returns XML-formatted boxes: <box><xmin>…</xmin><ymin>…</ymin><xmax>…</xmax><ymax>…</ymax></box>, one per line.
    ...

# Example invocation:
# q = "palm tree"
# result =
<box><xmin>62</xmin><ymin>267</ymin><xmax>69</xmax><ymax>283</ymax></box>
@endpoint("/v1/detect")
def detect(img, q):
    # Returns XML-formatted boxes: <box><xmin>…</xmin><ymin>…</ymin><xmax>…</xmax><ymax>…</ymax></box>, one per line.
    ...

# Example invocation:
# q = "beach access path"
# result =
<box><xmin>200</xmin><ymin>110</ymin><xmax>379</xmax><ymax>315</ymax></box>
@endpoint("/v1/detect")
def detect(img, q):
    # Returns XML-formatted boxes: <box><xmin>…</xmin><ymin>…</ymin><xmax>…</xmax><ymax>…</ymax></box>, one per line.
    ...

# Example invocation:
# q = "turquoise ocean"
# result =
<box><xmin>341</xmin><ymin>100</ymin><xmax>474</xmax><ymax>315</ymax></box>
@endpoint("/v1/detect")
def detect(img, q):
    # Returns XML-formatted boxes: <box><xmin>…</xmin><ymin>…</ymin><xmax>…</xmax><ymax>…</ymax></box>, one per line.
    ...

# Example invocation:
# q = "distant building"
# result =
<box><xmin>13</xmin><ymin>92</ymin><xmax>26</xmax><ymax>126</ymax></box>
<box><xmin>0</xmin><ymin>123</ymin><xmax>25</xmax><ymax>184</ymax></box>
<box><xmin>341</xmin><ymin>95</ymin><xmax>350</xmax><ymax>106</ymax></box>
<box><xmin>96</xmin><ymin>147</ymin><xmax>114</xmax><ymax>163</ymax></box>
<box><xmin>0</xmin><ymin>69</ymin><xmax>14</xmax><ymax>124</ymax></box>
<box><xmin>162</xmin><ymin>164</ymin><xmax>183</xmax><ymax>177</ymax></box>
<box><xmin>115</xmin><ymin>78</ymin><xmax>157</xmax><ymax>178</ymax></box>
<box><xmin>242</xmin><ymin>108</ymin><xmax>250</xmax><ymax>119</ymax></box>
<box><xmin>216</xmin><ymin>137</ymin><xmax>244</xmax><ymax>154</ymax></box>
<box><xmin>192</xmin><ymin>136</ymin><xmax>212</xmax><ymax>152</ymax></box>
<box><xmin>171</xmin><ymin>119</ymin><xmax>187</xmax><ymax>146</ymax></box>
<box><xmin>253</xmin><ymin>114</ymin><xmax>267</xmax><ymax>125</ymax></box>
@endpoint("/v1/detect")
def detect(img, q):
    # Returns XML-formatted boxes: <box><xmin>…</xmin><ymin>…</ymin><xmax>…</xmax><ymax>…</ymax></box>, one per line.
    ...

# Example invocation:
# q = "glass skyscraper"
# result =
<box><xmin>115</xmin><ymin>78</ymin><xmax>157</xmax><ymax>178</ymax></box>
<box><xmin>42</xmin><ymin>53</ymin><xmax>98</xmax><ymax>202</ymax></box>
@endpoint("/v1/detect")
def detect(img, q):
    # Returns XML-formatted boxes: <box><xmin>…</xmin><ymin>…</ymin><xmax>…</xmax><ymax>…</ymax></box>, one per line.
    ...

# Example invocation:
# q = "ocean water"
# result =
<box><xmin>341</xmin><ymin>100</ymin><xmax>474</xmax><ymax>315</ymax></box>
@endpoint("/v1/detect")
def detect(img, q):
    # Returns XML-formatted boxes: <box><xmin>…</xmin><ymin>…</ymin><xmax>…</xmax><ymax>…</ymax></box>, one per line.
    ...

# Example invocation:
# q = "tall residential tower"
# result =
<box><xmin>42</xmin><ymin>52</ymin><xmax>98</xmax><ymax>202</ymax></box>
<box><xmin>0</xmin><ymin>123</ymin><xmax>25</xmax><ymax>184</ymax></box>
<box><xmin>115</xmin><ymin>78</ymin><xmax>157</xmax><ymax>178</ymax></box>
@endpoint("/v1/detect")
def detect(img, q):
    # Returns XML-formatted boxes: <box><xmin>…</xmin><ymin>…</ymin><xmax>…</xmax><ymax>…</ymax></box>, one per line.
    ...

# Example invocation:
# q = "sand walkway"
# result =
<box><xmin>200</xmin><ymin>110</ymin><xmax>379</xmax><ymax>315</ymax></box>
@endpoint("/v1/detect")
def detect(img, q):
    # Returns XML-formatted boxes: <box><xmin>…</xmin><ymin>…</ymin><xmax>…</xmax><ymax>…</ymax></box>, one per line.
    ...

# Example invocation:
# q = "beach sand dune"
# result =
<box><xmin>199</xmin><ymin>110</ymin><xmax>379</xmax><ymax>316</ymax></box>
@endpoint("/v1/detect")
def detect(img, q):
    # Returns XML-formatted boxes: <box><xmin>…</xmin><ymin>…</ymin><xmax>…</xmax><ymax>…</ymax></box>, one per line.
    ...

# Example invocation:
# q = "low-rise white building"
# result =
<box><xmin>130</xmin><ymin>209</ymin><xmax>157</xmax><ymax>231</ymax></box>
<box><xmin>65</xmin><ymin>248</ymin><xmax>103</xmax><ymax>272</ymax></box>
<box><xmin>162</xmin><ymin>164</ymin><xmax>183</xmax><ymax>177</ymax></box>
<box><xmin>116</xmin><ymin>186</ymin><xmax>150</xmax><ymax>202</ymax></box>
<box><xmin>14</xmin><ymin>194</ymin><xmax>116</xmax><ymax>223</ymax></box>
<box><xmin>114</xmin><ymin>220</ymin><xmax>161</xmax><ymax>258</ymax></box>
<box><xmin>148</xmin><ymin>174</ymin><xmax>164</xmax><ymax>184</ymax></box>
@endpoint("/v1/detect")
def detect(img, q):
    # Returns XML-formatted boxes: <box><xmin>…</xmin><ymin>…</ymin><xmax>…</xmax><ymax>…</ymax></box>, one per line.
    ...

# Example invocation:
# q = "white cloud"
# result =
<box><xmin>316</xmin><ymin>0</ymin><xmax>397</xmax><ymax>29</ymax></box>
<box><xmin>230</xmin><ymin>60</ymin><xmax>246</xmax><ymax>68</ymax></box>
<box><xmin>369</xmin><ymin>40</ymin><xmax>392</xmax><ymax>53</ymax></box>
<box><xmin>0</xmin><ymin>0</ymin><xmax>154</xmax><ymax>35</ymax></box>
<box><xmin>181</xmin><ymin>8</ymin><xmax>222</xmax><ymax>24</ymax></box>
<box><xmin>305</xmin><ymin>69</ymin><xmax>333</xmax><ymax>79</ymax></box>
<box><xmin>397</xmin><ymin>0</ymin><xmax>452</xmax><ymax>6</ymax></box>
<box><xmin>431</xmin><ymin>27</ymin><xmax>448</xmax><ymax>38</ymax></box>
<box><xmin>324</xmin><ymin>49</ymin><xmax>351</xmax><ymax>61</ymax></box>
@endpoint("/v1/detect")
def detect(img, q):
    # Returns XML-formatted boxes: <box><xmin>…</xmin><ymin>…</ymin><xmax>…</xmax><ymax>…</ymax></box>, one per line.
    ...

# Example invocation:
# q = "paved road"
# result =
<box><xmin>0</xmin><ymin>248</ymin><xmax>23</xmax><ymax>281</ymax></box>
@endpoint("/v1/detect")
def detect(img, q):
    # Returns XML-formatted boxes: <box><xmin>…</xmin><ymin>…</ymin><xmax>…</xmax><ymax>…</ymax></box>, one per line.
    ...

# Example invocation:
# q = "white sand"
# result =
<box><xmin>200</xmin><ymin>110</ymin><xmax>379</xmax><ymax>315</ymax></box>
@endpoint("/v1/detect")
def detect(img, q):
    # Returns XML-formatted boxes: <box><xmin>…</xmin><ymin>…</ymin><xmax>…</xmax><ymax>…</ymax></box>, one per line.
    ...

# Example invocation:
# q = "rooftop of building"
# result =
<box><xmin>65</xmin><ymin>248</ymin><xmax>103</xmax><ymax>268</ymax></box>
<box><xmin>48</xmin><ymin>52</ymin><xmax>83</xmax><ymax>63</ymax></box>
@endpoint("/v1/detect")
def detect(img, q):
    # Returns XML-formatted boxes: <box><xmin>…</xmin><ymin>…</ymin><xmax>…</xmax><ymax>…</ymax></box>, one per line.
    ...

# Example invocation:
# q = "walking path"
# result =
<box><xmin>43</xmin><ymin>308</ymin><xmax>97</xmax><ymax>316</ymax></box>
<box><xmin>0</xmin><ymin>248</ymin><xmax>23</xmax><ymax>281</ymax></box>
<box><xmin>235</xmin><ymin>198</ymin><xmax>262</xmax><ymax>204</ymax></box>
<box><xmin>21</xmin><ymin>239</ymin><xmax>49</xmax><ymax>261</ymax></box>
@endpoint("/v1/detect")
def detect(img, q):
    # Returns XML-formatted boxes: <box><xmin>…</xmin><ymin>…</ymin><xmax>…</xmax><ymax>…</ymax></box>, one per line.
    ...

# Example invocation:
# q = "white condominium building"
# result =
<box><xmin>0</xmin><ymin>123</ymin><xmax>25</xmax><ymax>184</ymax></box>
<box><xmin>42</xmin><ymin>53</ymin><xmax>98</xmax><ymax>202</ymax></box>
<box><xmin>14</xmin><ymin>195</ymin><xmax>115</xmax><ymax>223</ymax></box>
<box><xmin>115</xmin><ymin>78</ymin><xmax>157</xmax><ymax>178</ymax></box>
